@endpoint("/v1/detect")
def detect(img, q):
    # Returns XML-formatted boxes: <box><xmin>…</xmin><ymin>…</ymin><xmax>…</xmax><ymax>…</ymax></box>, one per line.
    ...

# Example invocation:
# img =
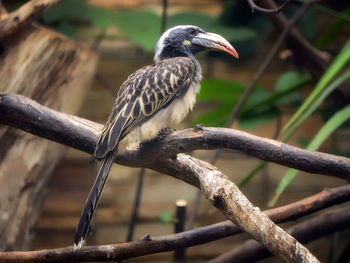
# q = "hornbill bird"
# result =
<box><xmin>74</xmin><ymin>25</ymin><xmax>238</xmax><ymax>248</ymax></box>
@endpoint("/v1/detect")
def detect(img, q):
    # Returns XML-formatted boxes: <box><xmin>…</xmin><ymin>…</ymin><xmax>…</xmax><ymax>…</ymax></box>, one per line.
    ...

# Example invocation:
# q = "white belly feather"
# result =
<box><xmin>119</xmin><ymin>82</ymin><xmax>200</xmax><ymax>152</ymax></box>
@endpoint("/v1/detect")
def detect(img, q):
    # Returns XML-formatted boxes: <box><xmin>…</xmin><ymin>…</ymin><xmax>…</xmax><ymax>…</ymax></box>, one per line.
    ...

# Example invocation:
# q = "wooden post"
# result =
<box><xmin>173</xmin><ymin>199</ymin><xmax>187</xmax><ymax>263</ymax></box>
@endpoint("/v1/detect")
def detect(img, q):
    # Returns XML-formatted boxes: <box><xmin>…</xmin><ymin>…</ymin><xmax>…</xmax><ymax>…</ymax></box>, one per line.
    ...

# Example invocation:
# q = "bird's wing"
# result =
<box><xmin>93</xmin><ymin>57</ymin><xmax>195</xmax><ymax>159</ymax></box>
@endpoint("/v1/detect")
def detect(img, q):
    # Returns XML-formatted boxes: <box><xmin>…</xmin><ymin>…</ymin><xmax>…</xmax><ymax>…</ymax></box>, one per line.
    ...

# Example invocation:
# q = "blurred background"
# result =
<box><xmin>1</xmin><ymin>0</ymin><xmax>350</xmax><ymax>262</ymax></box>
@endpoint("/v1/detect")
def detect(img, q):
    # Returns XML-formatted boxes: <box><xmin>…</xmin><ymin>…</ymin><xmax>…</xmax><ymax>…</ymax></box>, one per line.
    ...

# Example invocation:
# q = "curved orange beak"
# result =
<box><xmin>193</xmin><ymin>32</ymin><xmax>239</xmax><ymax>59</ymax></box>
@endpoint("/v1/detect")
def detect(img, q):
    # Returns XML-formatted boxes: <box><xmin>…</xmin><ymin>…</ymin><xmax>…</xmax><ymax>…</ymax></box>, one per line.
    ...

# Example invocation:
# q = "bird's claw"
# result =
<box><xmin>194</xmin><ymin>124</ymin><xmax>204</xmax><ymax>131</ymax></box>
<box><xmin>157</xmin><ymin>127</ymin><xmax>176</xmax><ymax>141</ymax></box>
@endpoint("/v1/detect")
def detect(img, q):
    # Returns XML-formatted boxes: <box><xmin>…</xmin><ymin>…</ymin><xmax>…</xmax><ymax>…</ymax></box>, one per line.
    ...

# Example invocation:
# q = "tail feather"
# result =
<box><xmin>74</xmin><ymin>151</ymin><xmax>116</xmax><ymax>248</ymax></box>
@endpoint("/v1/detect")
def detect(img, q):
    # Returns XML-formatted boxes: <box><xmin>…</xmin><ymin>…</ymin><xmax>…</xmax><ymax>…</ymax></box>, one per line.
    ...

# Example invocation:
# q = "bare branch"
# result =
<box><xmin>247</xmin><ymin>0</ymin><xmax>292</xmax><ymax>13</ymax></box>
<box><xmin>0</xmin><ymin>184</ymin><xmax>348</xmax><ymax>262</ymax></box>
<box><xmin>0</xmin><ymin>0</ymin><xmax>61</xmax><ymax>39</ymax></box>
<box><xmin>1</xmin><ymin>94</ymin><xmax>349</xmax><ymax>179</ymax></box>
<box><xmin>208</xmin><ymin>206</ymin><xmax>350</xmax><ymax>263</ymax></box>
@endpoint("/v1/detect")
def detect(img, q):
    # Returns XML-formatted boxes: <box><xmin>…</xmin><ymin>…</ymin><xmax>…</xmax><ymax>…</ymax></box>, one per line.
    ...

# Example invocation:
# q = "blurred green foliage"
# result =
<box><xmin>194</xmin><ymin>71</ymin><xmax>310</xmax><ymax>130</ymax></box>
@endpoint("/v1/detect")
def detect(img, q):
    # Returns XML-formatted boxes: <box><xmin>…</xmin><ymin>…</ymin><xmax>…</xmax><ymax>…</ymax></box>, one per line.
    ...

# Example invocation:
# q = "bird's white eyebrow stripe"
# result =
<box><xmin>154</xmin><ymin>25</ymin><xmax>200</xmax><ymax>62</ymax></box>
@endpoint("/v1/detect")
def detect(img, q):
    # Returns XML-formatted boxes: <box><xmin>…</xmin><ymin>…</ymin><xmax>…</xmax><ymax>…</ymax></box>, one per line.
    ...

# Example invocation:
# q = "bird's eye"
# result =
<box><xmin>187</xmin><ymin>28</ymin><xmax>197</xmax><ymax>36</ymax></box>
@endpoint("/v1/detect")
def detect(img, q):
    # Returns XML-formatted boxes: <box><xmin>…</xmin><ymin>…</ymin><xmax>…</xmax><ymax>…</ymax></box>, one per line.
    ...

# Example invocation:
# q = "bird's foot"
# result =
<box><xmin>194</xmin><ymin>123</ymin><xmax>204</xmax><ymax>131</ymax></box>
<box><xmin>140</xmin><ymin>127</ymin><xmax>176</xmax><ymax>149</ymax></box>
<box><xmin>157</xmin><ymin>127</ymin><xmax>176</xmax><ymax>141</ymax></box>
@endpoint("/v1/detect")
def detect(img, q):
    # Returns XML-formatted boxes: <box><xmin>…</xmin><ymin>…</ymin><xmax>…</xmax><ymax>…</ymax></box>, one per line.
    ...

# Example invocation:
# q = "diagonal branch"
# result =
<box><xmin>0</xmin><ymin>93</ymin><xmax>326</xmax><ymax>261</ymax></box>
<box><xmin>1</xmin><ymin>93</ymin><xmax>349</xmax><ymax>179</ymax></box>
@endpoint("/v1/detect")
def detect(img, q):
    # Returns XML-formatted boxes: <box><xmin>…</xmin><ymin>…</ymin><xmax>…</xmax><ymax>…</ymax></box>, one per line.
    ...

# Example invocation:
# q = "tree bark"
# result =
<box><xmin>0</xmin><ymin>21</ymin><xmax>98</xmax><ymax>250</ymax></box>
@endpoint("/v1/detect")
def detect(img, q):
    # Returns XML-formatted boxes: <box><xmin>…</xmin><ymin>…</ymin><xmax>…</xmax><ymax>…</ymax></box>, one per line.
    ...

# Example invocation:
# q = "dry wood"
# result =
<box><xmin>0</xmin><ymin>21</ymin><xmax>98</xmax><ymax>250</ymax></box>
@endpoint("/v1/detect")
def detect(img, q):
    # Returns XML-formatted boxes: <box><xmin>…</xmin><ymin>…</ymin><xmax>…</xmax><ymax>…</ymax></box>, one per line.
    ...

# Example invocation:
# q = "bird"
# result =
<box><xmin>74</xmin><ymin>25</ymin><xmax>238</xmax><ymax>248</ymax></box>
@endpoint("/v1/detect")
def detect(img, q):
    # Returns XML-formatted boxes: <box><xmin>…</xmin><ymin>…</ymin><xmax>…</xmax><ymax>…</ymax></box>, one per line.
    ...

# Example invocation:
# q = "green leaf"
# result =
<box><xmin>194</xmin><ymin>79</ymin><xmax>245</xmax><ymax>127</ymax></box>
<box><xmin>269</xmin><ymin>105</ymin><xmax>350</xmax><ymax>206</ymax></box>
<box><xmin>297</xmin><ymin>137</ymin><xmax>310</xmax><ymax>148</ymax></box>
<box><xmin>55</xmin><ymin>21</ymin><xmax>76</xmax><ymax>38</ymax></box>
<box><xmin>296</xmin><ymin>7</ymin><xmax>319</xmax><ymax>40</ymax></box>
<box><xmin>159</xmin><ymin>212</ymin><xmax>172</xmax><ymax>225</ymax></box>
<box><xmin>274</xmin><ymin>71</ymin><xmax>303</xmax><ymax>105</ymax></box>
<box><xmin>316</xmin><ymin>7</ymin><xmax>350</xmax><ymax>50</ymax></box>
<box><xmin>194</xmin><ymin>103</ymin><xmax>234</xmax><ymax>127</ymax></box>
<box><xmin>239</xmin><ymin>108</ymin><xmax>279</xmax><ymax>130</ymax></box>
<box><xmin>113</xmin><ymin>9</ymin><xmax>161</xmax><ymax>52</ymax></box>
<box><xmin>86</xmin><ymin>6</ymin><xmax>115</xmax><ymax>29</ymax></box>
<box><xmin>238</xmin><ymin>89</ymin><xmax>280</xmax><ymax>129</ymax></box>
<box><xmin>282</xmin><ymin>40</ymin><xmax>350</xmax><ymax>134</ymax></box>
<box><xmin>241</xmin><ymin>73</ymin><xmax>311</xmax><ymax>116</ymax></box>
<box><xmin>43</xmin><ymin>0</ymin><xmax>87</xmax><ymax>22</ymax></box>
<box><xmin>197</xmin><ymin>79</ymin><xmax>245</xmax><ymax>102</ymax></box>
<box><xmin>283</xmin><ymin>69</ymin><xmax>350</xmax><ymax>141</ymax></box>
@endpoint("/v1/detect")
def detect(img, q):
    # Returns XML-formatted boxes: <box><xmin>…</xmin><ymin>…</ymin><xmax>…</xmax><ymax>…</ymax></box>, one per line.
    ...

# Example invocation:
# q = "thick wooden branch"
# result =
<box><xmin>1</xmin><ymin>185</ymin><xmax>348</xmax><ymax>262</ymax></box>
<box><xmin>1</xmin><ymin>94</ymin><xmax>349</xmax><ymax>180</ymax></box>
<box><xmin>0</xmin><ymin>0</ymin><xmax>60</xmax><ymax>39</ymax></box>
<box><xmin>208</xmin><ymin>206</ymin><xmax>350</xmax><ymax>263</ymax></box>
<box><xmin>0</xmin><ymin>93</ymin><xmax>327</xmax><ymax>261</ymax></box>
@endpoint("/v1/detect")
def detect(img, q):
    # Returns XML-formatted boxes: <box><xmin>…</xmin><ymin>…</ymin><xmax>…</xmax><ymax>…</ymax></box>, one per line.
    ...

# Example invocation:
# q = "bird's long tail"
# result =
<box><xmin>74</xmin><ymin>151</ymin><xmax>116</xmax><ymax>249</ymax></box>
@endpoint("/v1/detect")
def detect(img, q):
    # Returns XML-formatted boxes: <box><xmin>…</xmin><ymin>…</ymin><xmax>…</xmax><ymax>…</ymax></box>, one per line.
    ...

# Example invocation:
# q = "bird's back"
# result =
<box><xmin>92</xmin><ymin>56</ymin><xmax>198</xmax><ymax>160</ymax></box>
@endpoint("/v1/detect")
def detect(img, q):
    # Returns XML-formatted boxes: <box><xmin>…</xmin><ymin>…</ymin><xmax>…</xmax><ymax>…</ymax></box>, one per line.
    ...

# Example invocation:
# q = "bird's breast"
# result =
<box><xmin>120</xmin><ymin>81</ymin><xmax>201</xmax><ymax>151</ymax></box>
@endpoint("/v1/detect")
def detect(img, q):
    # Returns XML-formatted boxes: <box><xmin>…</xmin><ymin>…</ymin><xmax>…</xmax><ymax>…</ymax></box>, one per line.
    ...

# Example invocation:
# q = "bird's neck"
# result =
<box><xmin>155</xmin><ymin>51</ymin><xmax>202</xmax><ymax>82</ymax></box>
<box><xmin>187</xmin><ymin>53</ymin><xmax>202</xmax><ymax>83</ymax></box>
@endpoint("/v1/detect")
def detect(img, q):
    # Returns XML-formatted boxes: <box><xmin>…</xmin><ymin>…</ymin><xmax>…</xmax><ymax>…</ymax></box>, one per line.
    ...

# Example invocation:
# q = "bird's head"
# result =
<box><xmin>154</xmin><ymin>25</ymin><xmax>239</xmax><ymax>62</ymax></box>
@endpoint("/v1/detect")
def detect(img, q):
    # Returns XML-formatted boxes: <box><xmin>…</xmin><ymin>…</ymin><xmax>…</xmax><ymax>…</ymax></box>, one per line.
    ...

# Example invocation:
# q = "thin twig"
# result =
<box><xmin>94</xmin><ymin>72</ymin><xmax>118</xmax><ymax>98</ymax></box>
<box><xmin>160</xmin><ymin>0</ymin><xmax>168</xmax><ymax>35</ymax></box>
<box><xmin>126</xmin><ymin>168</ymin><xmax>146</xmax><ymax>242</ymax></box>
<box><xmin>247</xmin><ymin>0</ymin><xmax>292</xmax><ymax>13</ymax></box>
<box><xmin>90</xmin><ymin>29</ymin><xmax>106</xmax><ymax>51</ymax></box>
